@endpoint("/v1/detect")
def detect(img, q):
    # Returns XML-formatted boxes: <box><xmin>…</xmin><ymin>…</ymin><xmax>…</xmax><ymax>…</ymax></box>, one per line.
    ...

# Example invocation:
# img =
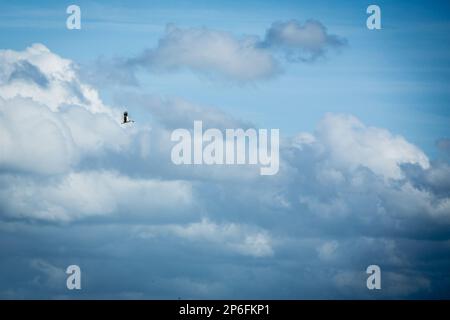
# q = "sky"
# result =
<box><xmin>0</xmin><ymin>0</ymin><xmax>449</xmax><ymax>299</ymax></box>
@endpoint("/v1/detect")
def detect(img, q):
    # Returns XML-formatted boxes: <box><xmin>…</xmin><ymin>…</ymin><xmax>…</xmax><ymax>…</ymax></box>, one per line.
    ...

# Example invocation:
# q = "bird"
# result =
<box><xmin>122</xmin><ymin>111</ymin><xmax>135</xmax><ymax>124</ymax></box>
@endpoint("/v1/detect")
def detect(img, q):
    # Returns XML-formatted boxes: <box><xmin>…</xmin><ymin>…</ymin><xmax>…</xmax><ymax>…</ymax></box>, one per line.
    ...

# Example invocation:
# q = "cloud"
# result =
<box><xmin>281</xmin><ymin>115</ymin><xmax>449</xmax><ymax>230</ymax></box>
<box><xmin>0</xmin><ymin>97</ymin><xmax>131</xmax><ymax>175</ymax></box>
<box><xmin>2</xmin><ymin>46</ymin><xmax>444</xmax><ymax>233</ymax></box>
<box><xmin>0</xmin><ymin>44</ymin><xmax>131</xmax><ymax>175</ymax></box>
<box><xmin>0</xmin><ymin>171</ymin><xmax>193</xmax><ymax>222</ymax></box>
<box><xmin>128</xmin><ymin>24</ymin><xmax>279</xmax><ymax>82</ymax></box>
<box><xmin>0</xmin><ymin>97</ymin><xmax>77</xmax><ymax>174</ymax></box>
<box><xmin>403</xmin><ymin>162</ymin><xmax>450</xmax><ymax>198</ymax></box>
<box><xmin>0</xmin><ymin>45</ymin><xmax>194</xmax><ymax>223</ymax></box>
<box><xmin>30</xmin><ymin>259</ymin><xmax>66</xmax><ymax>290</ymax></box>
<box><xmin>315</xmin><ymin>113</ymin><xmax>430</xmax><ymax>179</ymax></box>
<box><xmin>317</xmin><ymin>240</ymin><xmax>339</xmax><ymax>260</ymax></box>
<box><xmin>1</xmin><ymin>44</ymin><xmax>449</xmax><ymax>299</ymax></box>
<box><xmin>136</xmin><ymin>218</ymin><xmax>273</xmax><ymax>257</ymax></box>
<box><xmin>122</xmin><ymin>21</ymin><xmax>347</xmax><ymax>83</ymax></box>
<box><xmin>120</xmin><ymin>94</ymin><xmax>250</xmax><ymax>130</ymax></box>
<box><xmin>262</xmin><ymin>20</ymin><xmax>347</xmax><ymax>62</ymax></box>
<box><xmin>0</xmin><ymin>44</ymin><xmax>111</xmax><ymax>113</ymax></box>
<box><xmin>8</xmin><ymin>60</ymin><xmax>49</xmax><ymax>87</ymax></box>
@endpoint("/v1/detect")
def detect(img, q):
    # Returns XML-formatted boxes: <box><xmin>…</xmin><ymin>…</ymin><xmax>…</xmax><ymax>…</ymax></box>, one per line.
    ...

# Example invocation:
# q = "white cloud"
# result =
<box><xmin>61</xmin><ymin>106</ymin><xmax>129</xmax><ymax>154</ymax></box>
<box><xmin>0</xmin><ymin>96</ymin><xmax>130</xmax><ymax>175</ymax></box>
<box><xmin>120</xmin><ymin>21</ymin><xmax>347</xmax><ymax>83</ymax></box>
<box><xmin>129</xmin><ymin>24</ymin><xmax>279</xmax><ymax>82</ymax></box>
<box><xmin>0</xmin><ymin>97</ymin><xmax>77</xmax><ymax>174</ymax></box>
<box><xmin>0</xmin><ymin>43</ymin><xmax>110</xmax><ymax>114</ymax></box>
<box><xmin>0</xmin><ymin>171</ymin><xmax>193</xmax><ymax>222</ymax></box>
<box><xmin>0</xmin><ymin>45</ymin><xmax>131</xmax><ymax>174</ymax></box>
<box><xmin>278</xmin><ymin>113</ymin><xmax>450</xmax><ymax>229</ymax></box>
<box><xmin>315</xmin><ymin>113</ymin><xmax>430</xmax><ymax>179</ymax></box>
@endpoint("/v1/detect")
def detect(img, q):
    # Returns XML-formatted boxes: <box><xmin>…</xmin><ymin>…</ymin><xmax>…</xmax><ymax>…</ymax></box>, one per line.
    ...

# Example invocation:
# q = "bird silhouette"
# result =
<box><xmin>122</xmin><ymin>111</ymin><xmax>135</xmax><ymax>124</ymax></box>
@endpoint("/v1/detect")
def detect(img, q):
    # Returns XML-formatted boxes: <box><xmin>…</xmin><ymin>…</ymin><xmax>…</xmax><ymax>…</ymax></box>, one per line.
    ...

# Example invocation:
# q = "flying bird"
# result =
<box><xmin>122</xmin><ymin>111</ymin><xmax>135</xmax><ymax>124</ymax></box>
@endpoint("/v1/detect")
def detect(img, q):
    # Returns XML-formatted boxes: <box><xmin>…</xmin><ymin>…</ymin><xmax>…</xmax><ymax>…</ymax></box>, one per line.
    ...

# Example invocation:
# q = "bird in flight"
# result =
<box><xmin>122</xmin><ymin>111</ymin><xmax>135</xmax><ymax>124</ymax></box>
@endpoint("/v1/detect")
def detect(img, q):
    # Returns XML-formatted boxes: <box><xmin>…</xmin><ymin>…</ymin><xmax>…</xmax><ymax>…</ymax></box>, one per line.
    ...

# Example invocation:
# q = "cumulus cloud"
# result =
<box><xmin>262</xmin><ymin>20</ymin><xmax>347</xmax><ymax>62</ymax></box>
<box><xmin>0</xmin><ymin>97</ymin><xmax>77</xmax><ymax>174</ymax></box>
<box><xmin>1</xmin><ymin>44</ymin><xmax>445</xmax><ymax>231</ymax></box>
<box><xmin>0</xmin><ymin>171</ymin><xmax>193</xmax><ymax>222</ymax></box>
<box><xmin>0</xmin><ymin>97</ymin><xmax>129</xmax><ymax>174</ymax></box>
<box><xmin>0</xmin><ymin>45</ymin><xmax>194</xmax><ymax>223</ymax></box>
<box><xmin>1</xmin><ymin>44</ymin><xmax>449</xmax><ymax>299</ymax></box>
<box><xmin>122</xmin><ymin>21</ymin><xmax>347</xmax><ymax>82</ymax></box>
<box><xmin>0</xmin><ymin>44</ymin><xmax>132</xmax><ymax>174</ymax></box>
<box><xmin>279</xmin><ymin>114</ymin><xmax>449</xmax><ymax>230</ymax></box>
<box><xmin>128</xmin><ymin>24</ymin><xmax>279</xmax><ymax>82</ymax></box>
<box><xmin>0</xmin><ymin>44</ymin><xmax>111</xmax><ymax>113</ymax></box>
<box><xmin>315</xmin><ymin>113</ymin><xmax>430</xmax><ymax>179</ymax></box>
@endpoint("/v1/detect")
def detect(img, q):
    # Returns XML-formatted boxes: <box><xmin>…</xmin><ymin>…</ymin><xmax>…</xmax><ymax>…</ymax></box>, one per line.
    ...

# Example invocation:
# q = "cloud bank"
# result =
<box><xmin>0</xmin><ymin>44</ymin><xmax>449</xmax><ymax>299</ymax></box>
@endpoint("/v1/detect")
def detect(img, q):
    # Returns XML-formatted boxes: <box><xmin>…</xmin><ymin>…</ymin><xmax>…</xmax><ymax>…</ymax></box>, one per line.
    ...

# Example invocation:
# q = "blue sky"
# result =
<box><xmin>1</xmin><ymin>0</ymin><xmax>449</xmax><ymax>153</ymax></box>
<box><xmin>0</xmin><ymin>0</ymin><xmax>449</xmax><ymax>299</ymax></box>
